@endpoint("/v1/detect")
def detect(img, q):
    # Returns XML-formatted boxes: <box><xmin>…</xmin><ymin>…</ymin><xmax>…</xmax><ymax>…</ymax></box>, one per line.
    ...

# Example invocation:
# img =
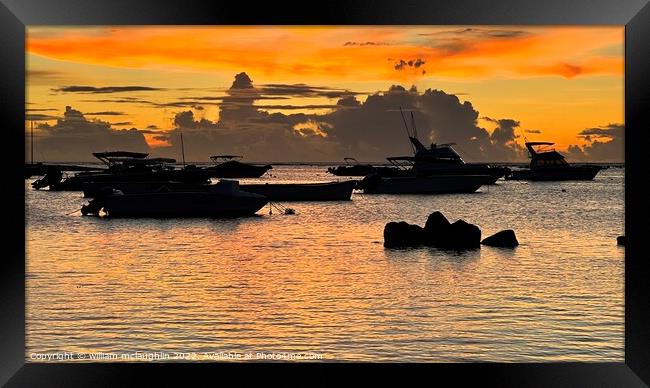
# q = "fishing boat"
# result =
<box><xmin>358</xmin><ymin>173</ymin><xmax>492</xmax><ymax>194</ymax></box>
<box><xmin>32</xmin><ymin>151</ymin><xmax>212</xmax><ymax>190</ymax></box>
<box><xmin>505</xmin><ymin>142</ymin><xmax>601</xmax><ymax>181</ymax></box>
<box><xmin>81</xmin><ymin>180</ymin><xmax>268</xmax><ymax>218</ymax></box>
<box><xmin>389</xmin><ymin>109</ymin><xmax>510</xmax><ymax>183</ymax></box>
<box><xmin>240</xmin><ymin>180</ymin><xmax>357</xmax><ymax>201</ymax></box>
<box><xmin>204</xmin><ymin>155</ymin><xmax>272</xmax><ymax>178</ymax></box>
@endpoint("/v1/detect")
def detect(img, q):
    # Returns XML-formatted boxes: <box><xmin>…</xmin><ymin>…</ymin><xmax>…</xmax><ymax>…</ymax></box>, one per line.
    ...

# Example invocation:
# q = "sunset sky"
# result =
<box><xmin>26</xmin><ymin>26</ymin><xmax>624</xmax><ymax>162</ymax></box>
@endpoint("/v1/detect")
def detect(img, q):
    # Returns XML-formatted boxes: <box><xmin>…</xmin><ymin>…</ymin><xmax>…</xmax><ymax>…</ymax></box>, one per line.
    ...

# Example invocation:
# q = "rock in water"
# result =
<box><xmin>437</xmin><ymin>219</ymin><xmax>481</xmax><ymax>249</ymax></box>
<box><xmin>384</xmin><ymin>221</ymin><xmax>426</xmax><ymax>248</ymax></box>
<box><xmin>617</xmin><ymin>236</ymin><xmax>625</xmax><ymax>246</ymax></box>
<box><xmin>384</xmin><ymin>212</ymin><xmax>482</xmax><ymax>250</ymax></box>
<box><xmin>481</xmin><ymin>230</ymin><xmax>519</xmax><ymax>248</ymax></box>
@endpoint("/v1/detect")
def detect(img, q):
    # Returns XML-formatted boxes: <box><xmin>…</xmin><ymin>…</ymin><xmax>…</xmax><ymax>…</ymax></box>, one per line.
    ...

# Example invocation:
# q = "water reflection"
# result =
<box><xmin>25</xmin><ymin>166</ymin><xmax>624</xmax><ymax>362</ymax></box>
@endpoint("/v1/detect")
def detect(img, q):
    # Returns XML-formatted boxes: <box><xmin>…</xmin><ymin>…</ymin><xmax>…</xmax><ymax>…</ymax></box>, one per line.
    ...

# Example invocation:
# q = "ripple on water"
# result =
<box><xmin>25</xmin><ymin>167</ymin><xmax>624</xmax><ymax>362</ymax></box>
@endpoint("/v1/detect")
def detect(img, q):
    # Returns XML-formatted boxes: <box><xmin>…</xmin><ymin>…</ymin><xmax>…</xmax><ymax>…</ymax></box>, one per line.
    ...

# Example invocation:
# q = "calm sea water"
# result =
<box><xmin>25</xmin><ymin>166</ymin><xmax>624</xmax><ymax>362</ymax></box>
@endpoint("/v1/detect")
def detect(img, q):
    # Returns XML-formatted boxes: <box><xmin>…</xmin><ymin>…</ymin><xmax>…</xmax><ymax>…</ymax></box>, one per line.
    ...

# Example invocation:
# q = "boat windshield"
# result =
<box><xmin>387</xmin><ymin>157</ymin><xmax>415</xmax><ymax>170</ymax></box>
<box><xmin>531</xmin><ymin>144</ymin><xmax>556</xmax><ymax>153</ymax></box>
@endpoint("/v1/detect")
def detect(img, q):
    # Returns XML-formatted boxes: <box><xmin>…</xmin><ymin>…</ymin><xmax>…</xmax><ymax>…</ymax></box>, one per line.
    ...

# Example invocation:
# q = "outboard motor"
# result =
<box><xmin>32</xmin><ymin>167</ymin><xmax>63</xmax><ymax>190</ymax></box>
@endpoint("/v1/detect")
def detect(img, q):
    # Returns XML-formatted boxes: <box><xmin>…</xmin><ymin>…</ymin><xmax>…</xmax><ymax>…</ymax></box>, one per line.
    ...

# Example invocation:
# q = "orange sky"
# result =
<box><xmin>26</xmin><ymin>26</ymin><xmax>624</xmax><ymax>161</ymax></box>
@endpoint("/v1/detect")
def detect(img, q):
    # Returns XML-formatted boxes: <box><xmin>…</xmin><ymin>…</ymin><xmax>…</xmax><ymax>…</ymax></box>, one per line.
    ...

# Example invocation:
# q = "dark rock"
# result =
<box><xmin>424</xmin><ymin>211</ymin><xmax>451</xmax><ymax>234</ymax></box>
<box><xmin>435</xmin><ymin>219</ymin><xmax>481</xmax><ymax>250</ymax></box>
<box><xmin>384</xmin><ymin>212</ymin><xmax>482</xmax><ymax>250</ymax></box>
<box><xmin>482</xmin><ymin>230</ymin><xmax>519</xmax><ymax>248</ymax></box>
<box><xmin>617</xmin><ymin>236</ymin><xmax>625</xmax><ymax>246</ymax></box>
<box><xmin>384</xmin><ymin>221</ymin><xmax>426</xmax><ymax>248</ymax></box>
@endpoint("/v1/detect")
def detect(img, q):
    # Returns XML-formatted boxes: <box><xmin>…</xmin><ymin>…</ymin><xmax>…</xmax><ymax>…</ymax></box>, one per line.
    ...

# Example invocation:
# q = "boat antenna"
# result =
<box><xmin>30</xmin><ymin>120</ymin><xmax>34</xmax><ymax>165</ymax></box>
<box><xmin>180</xmin><ymin>131</ymin><xmax>186</xmax><ymax>167</ymax></box>
<box><xmin>399</xmin><ymin>107</ymin><xmax>416</xmax><ymax>154</ymax></box>
<box><xmin>410</xmin><ymin>111</ymin><xmax>419</xmax><ymax>141</ymax></box>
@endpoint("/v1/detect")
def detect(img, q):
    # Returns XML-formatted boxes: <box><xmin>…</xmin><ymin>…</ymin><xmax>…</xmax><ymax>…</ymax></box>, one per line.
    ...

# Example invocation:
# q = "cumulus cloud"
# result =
<box><xmin>567</xmin><ymin>123</ymin><xmax>624</xmax><ymax>162</ymax></box>
<box><xmin>155</xmin><ymin>73</ymin><xmax>341</xmax><ymax>162</ymax></box>
<box><xmin>29</xmin><ymin>106</ymin><xmax>149</xmax><ymax>161</ymax></box>
<box><xmin>34</xmin><ymin>72</ymin><xmax>616</xmax><ymax>163</ymax></box>
<box><xmin>320</xmin><ymin>87</ymin><xmax>524</xmax><ymax>161</ymax></box>
<box><xmin>152</xmin><ymin>73</ymin><xmax>530</xmax><ymax>162</ymax></box>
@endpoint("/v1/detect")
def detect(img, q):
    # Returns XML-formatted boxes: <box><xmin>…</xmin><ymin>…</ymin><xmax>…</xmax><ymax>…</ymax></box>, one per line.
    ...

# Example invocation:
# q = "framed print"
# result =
<box><xmin>1</xmin><ymin>0</ymin><xmax>649</xmax><ymax>386</ymax></box>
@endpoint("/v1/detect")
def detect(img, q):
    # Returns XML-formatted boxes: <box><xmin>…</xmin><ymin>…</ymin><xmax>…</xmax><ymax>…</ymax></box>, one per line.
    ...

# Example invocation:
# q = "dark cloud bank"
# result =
<box><xmin>567</xmin><ymin>123</ymin><xmax>624</xmax><ymax>162</ymax></box>
<box><xmin>30</xmin><ymin>73</ymin><xmax>624</xmax><ymax>163</ymax></box>
<box><xmin>28</xmin><ymin>106</ymin><xmax>148</xmax><ymax>161</ymax></box>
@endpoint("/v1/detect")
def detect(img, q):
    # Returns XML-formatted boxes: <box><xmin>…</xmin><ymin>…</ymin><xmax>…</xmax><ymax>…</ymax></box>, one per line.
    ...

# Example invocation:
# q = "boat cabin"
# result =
<box><xmin>409</xmin><ymin>137</ymin><xmax>465</xmax><ymax>165</ymax></box>
<box><xmin>525</xmin><ymin>142</ymin><xmax>569</xmax><ymax>169</ymax></box>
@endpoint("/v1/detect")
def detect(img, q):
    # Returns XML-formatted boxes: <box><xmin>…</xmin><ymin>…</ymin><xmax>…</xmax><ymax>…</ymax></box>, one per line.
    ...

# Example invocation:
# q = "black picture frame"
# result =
<box><xmin>2</xmin><ymin>0</ymin><xmax>648</xmax><ymax>386</ymax></box>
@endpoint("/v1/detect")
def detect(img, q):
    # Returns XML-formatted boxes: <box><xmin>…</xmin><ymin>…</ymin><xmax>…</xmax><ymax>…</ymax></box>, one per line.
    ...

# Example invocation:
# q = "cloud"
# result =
<box><xmin>85</xmin><ymin>111</ymin><xmax>126</xmax><ymax>116</ymax></box>
<box><xmin>319</xmin><ymin>87</ymin><xmax>524</xmax><ymax>162</ymax></box>
<box><xmin>253</xmin><ymin>104</ymin><xmax>338</xmax><ymax>110</ymax></box>
<box><xmin>28</xmin><ymin>72</ymin><xmax>617</xmax><ymax>163</ymax></box>
<box><xmin>80</xmin><ymin>98</ymin><xmax>154</xmax><ymax>104</ymax></box>
<box><xmin>53</xmin><ymin>85</ymin><xmax>162</xmax><ymax>93</ymax></box>
<box><xmin>567</xmin><ymin>123</ymin><xmax>624</xmax><ymax>162</ymax></box>
<box><xmin>26</xmin><ymin>114</ymin><xmax>59</xmax><ymax>121</ymax></box>
<box><xmin>418</xmin><ymin>28</ymin><xmax>532</xmax><ymax>55</ymax></box>
<box><xmin>27</xmin><ymin>26</ymin><xmax>622</xmax><ymax>80</ymax></box>
<box><xmin>26</xmin><ymin>108</ymin><xmax>58</xmax><ymax>112</ymax></box>
<box><xmin>394</xmin><ymin>58</ymin><xmax>426</xmax><ymax>71</ymax></box>
<box><xmin>258</xmin><ymin>84</ymin><xmax>361</xmax><ymax>99</ymax></box>
<box><xmin>154</xmin><ymin>73</ymin><xmax>342</xmax><ymax>161</ymax></box>
<box><xmin>344</xmin><ymin>41</ymin><xmax>390</xmax><ymax>46</ymax></box>
<box><xmin>524</xmin><ymin>129</ymin><xmax>542</xmax><ymax>134</ymax></box>
<box><xmin>27</xmin><ymin>69</ymin><xmax>70</xmax><ymax>85</ymax></box>
<box><xmin>420</xmin><ymin>28</ymin><xmax>529</xmax><ymax>40</ymax></box>
<box><xmin>109</xmin><ymin>121</ymin><xmax>133</xmax><ymax>126</ymax></box>
<box><xmin>151</xmin><ymin>73</ymin><xmax>530</xmax><ymax>162</ymax></box>
<box><xmin>29</xmin><ymin>106</ymin><xmax>149</xmax><ymax>161</ymax></box>
<box><xmin>146</xmin><ymin>124</ymin><xmax>159</xmax><ymax>129</ymax></box>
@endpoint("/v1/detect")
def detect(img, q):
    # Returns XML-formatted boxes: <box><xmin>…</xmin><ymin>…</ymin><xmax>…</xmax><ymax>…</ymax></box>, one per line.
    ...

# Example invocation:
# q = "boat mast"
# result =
<box><xmin>399</xmin><ymin>107</ymin><xmax>416</xmax><ymax>154</ymax></box>
<box><xmin>180</xmin><ymin>131</ymin><xmax>186</xmax><ymax>167</ymax></box>
<box><xmin>30</xmin><ymin>120</ymin><xmax>34</xmax><ymax>165</ymax></box>
<box><xmin>410</xmin><ymin>111</ymin><xmax>419</xmax><ymax>142</ymax></box>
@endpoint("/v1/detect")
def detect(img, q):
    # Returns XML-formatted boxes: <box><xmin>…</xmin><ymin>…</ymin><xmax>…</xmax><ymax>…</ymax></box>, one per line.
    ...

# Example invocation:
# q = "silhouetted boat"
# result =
<box><xmin>387</xmin><ymin>109</ymin><xmax>509</xmax><ymax>183</ymax></box>
<box><xmin>359</xmin><ymin>173</ymin><xmax>492</xmax><ymax>194</ymax></box>
<box><xmin>81</xmin><ymin>180</ymin><xmax>267</xmax><ymax>218</ymax></box>
<box><xmin>505</xmin><ymin>142</ymin><xmax>601</xmax><ymax>181</ymax></box>
<box><xmin>401</xmin><ymin>139</ymin><xmax>510</xmax><ymax>184</ymax></box>
<box><xmin>327</xmin><ymin>158</ymin><xmax>377</xmax><ymax>176</ymax></box>
<box><xmin>204</xmin><ymin>155</ymin><xmax>272</xmax><ymax>178</ymax></box>
<box><xmin>83</xmin><ymin>180</ymin><xmax>357</xmax><ymax>201</ymax></box>
<box><xmin>32</xmin><ymin>151</ymin><xmax>212</xmax><ymax>190</ymax></box>
<box><xmin>240</xmin><ymin>180</ymin><xmax>357</xmax><ymax>201</ymax></box>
